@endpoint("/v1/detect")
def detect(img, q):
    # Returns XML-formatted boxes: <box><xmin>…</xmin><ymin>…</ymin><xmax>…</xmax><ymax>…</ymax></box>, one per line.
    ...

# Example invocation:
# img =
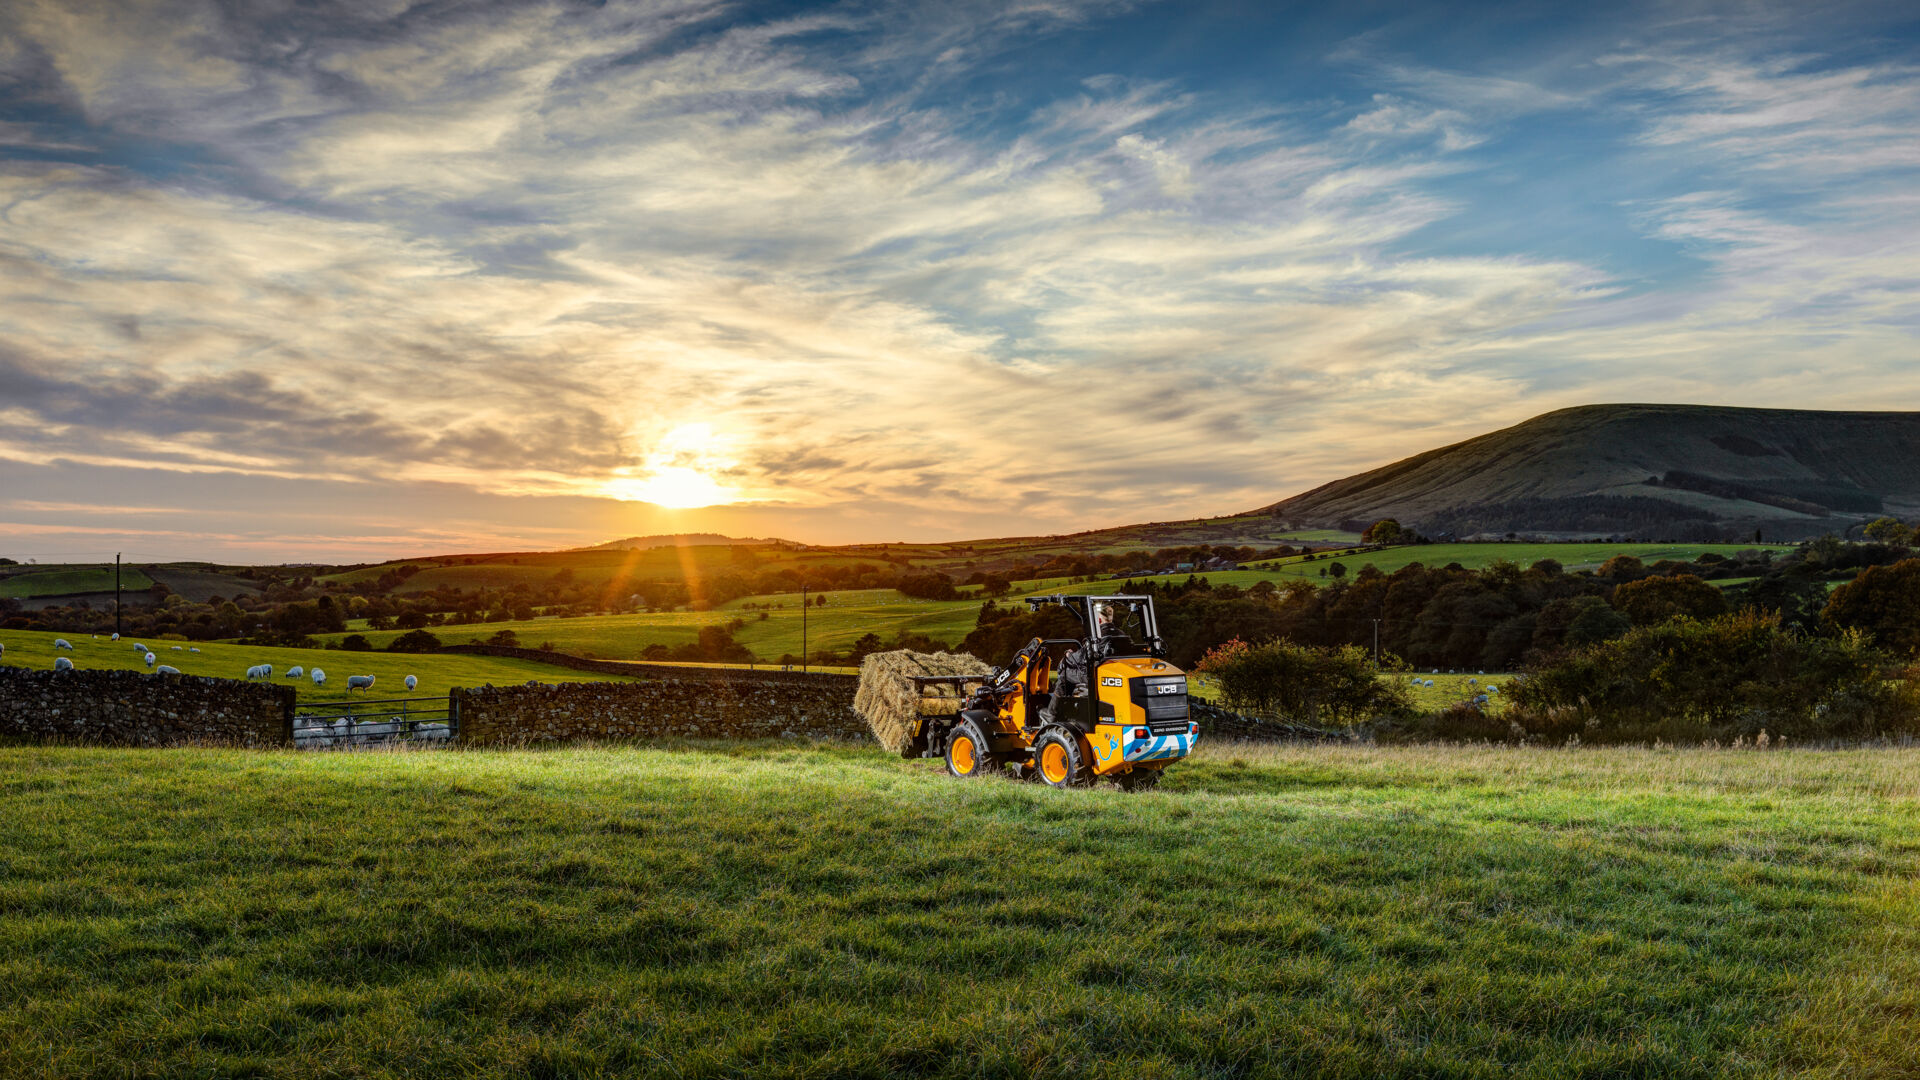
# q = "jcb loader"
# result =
<box><xmin>907</xmin><ymin>594</ymin><xmax>1196</xmax><ymax>790</ymax></box>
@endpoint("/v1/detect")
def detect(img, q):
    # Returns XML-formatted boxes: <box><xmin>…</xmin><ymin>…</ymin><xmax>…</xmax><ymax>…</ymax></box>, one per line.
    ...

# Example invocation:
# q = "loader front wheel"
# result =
<box><xmin>1035</xmin><ymin>729</ymin><xmax>1087</xmax><ymax>788</ymax></box>
<box><xmin>945</xmin><ymin>721</ymin><xmax>995</xmax><ymax>779</ymax></box>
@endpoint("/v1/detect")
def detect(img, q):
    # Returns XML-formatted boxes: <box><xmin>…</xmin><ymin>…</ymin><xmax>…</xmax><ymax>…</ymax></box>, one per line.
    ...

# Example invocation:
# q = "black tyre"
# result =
<box><xmin>1034</xmin><ymin>728</ymin><xmax>1089</xmax><ymax>788</ymax></box>
<box><xmin>945</xmin><ymin>720</ymin><xmax>996</xmax><ymax>779</ymax></box>
<box><xmin>1115</xmin><ymin>768</ymin><xmax>1161</xmax><ymax>793</ymax></box>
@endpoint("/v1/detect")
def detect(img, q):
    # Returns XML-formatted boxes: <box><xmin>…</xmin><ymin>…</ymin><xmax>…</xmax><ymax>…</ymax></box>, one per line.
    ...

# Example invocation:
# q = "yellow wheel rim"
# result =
<box><xmin>1041</xmin><ymin>742</ymin><xmax>1070</xmax><ymax>783</ymax></box>
<box><xmin>951</xmin><ymin>735</ymin><xmax>977</xmax><ymax>774</ymax></box>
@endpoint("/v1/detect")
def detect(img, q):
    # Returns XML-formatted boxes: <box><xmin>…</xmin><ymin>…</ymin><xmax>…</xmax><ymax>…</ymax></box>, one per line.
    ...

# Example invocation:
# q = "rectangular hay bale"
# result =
<box><xmin>854</xmin><ymin>649</ymin><xmax>995</xmax><ymax>755</ymax></box>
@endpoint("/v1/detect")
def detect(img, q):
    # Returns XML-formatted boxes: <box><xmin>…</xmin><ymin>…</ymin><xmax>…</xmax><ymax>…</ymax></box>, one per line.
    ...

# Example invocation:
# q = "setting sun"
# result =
<box><xmin>608</xmin><ymin>466</ymin><xmax>735</xmax><ymax>509</ymax></box>
<box><xmin>605</xmin><ymin>423</ymin><xmax>740</xmax><ymax>509</ymax></box>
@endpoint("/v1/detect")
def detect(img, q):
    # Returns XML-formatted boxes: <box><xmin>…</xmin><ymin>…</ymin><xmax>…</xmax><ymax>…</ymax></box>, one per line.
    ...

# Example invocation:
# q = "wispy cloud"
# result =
<box><xmin>0</xmin><ymin>1</ymin><xmax>1916</xmax><ymax>558</ymax></box>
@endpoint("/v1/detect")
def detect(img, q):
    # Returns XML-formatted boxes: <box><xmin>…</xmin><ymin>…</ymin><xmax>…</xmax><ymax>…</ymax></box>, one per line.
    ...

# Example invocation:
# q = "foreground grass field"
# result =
<box><xmin>3</xmin><ymin>742</ymin><xmax>1917</xmax><ymax>1078</ymax></box>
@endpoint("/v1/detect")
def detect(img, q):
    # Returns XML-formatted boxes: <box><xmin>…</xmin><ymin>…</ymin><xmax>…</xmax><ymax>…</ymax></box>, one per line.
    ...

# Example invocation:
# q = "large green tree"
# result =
<box><xmin>1611</xmin><ymin>574</ymin><xmax>1730</xmax><ymax>627</ymax></box>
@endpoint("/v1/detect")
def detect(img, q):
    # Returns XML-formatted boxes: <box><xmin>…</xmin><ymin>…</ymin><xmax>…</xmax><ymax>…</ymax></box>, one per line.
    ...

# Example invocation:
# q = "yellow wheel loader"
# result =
<box><xmin>909</xmin><ymin>594</ymin><xmax>1196</xmax><ymax>790</ymax></box>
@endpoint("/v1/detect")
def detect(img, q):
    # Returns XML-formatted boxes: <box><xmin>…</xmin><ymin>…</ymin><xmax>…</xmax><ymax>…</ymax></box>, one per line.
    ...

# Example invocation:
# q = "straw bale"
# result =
<box><xmin>855</xmin><ymin>649</ymin><xmax>995</xmax><ymax>755</ymax></box>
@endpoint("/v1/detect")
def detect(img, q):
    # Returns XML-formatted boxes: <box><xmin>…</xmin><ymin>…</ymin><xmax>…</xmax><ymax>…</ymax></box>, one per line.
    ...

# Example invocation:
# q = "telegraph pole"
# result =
<box><xmin>1371</xmin><ymin>618</ymin><xmax>1381</xmax><ymax>669</ymax></box>
<box><xmin>114</xmin><ymin>553</ymin><xmax>122</xmax><ymax>636</ymax></box>
<box><xmin>801</xmin><ymin>584</ymin><xmax>808</xmax><ymax>673</ymax></box>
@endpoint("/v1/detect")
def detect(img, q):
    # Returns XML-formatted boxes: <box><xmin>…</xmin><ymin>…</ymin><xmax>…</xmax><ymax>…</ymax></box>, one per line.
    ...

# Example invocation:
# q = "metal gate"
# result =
<box><xmin>293</xmin><ymin>695</ymin><xmax>455</xmax><ymax>748</ymax></box>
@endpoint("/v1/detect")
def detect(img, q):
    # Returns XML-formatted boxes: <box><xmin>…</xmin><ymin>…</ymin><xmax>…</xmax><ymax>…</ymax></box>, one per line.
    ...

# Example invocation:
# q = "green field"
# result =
<box><xmin>0</xmin><ymin>631</ymin><xmax>643</xmax><ymax>704</ymax></box>
<box><xmin>0</xmin><ymin>567</ymin><xmax>154</xmax><ymax>598</ymax></box>
<box><xmin>2</xmin><ymin>741</ymin><xmax>1917</xmax><ymax>1077</ymax></box>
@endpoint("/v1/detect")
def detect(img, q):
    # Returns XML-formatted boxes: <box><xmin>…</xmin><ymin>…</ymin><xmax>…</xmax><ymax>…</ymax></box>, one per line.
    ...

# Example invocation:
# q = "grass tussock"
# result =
<box><xmin>3</xmin><ymin>741</ymin><xmax>1920</xmax><ymax>1077</ymax></box>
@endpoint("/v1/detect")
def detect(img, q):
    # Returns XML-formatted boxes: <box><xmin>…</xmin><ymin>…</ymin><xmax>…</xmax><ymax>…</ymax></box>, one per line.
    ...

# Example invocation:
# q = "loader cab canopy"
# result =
<box><xmin>1024</xmin><ymin>594</ymin><xmax>1165</xmax><ymax>659</ymax></box>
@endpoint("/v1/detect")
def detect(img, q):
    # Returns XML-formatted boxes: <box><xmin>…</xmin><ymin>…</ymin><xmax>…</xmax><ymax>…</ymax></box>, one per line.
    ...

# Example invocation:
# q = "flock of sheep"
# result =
<box><xmin>294</xmin><ymin>716</ymin><xmax>450</xmax><ymax>747</ymax></box>
<box><xmin>21</xmin><ymin>634</ymin><xmax>417</xmax><ymax>695</ymax></box>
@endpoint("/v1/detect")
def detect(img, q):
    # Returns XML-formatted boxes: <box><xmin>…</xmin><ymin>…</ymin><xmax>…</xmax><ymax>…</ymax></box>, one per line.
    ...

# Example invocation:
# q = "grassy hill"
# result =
<box><xmin>1250</xmin><ymin>404</ymin><xmax>1920</xmax><ymax>541</ymax></box>
<box><xmin>3</xmin><ymin>741</ymin><xmax>1917</xmax><ymax>1077</ymax></box>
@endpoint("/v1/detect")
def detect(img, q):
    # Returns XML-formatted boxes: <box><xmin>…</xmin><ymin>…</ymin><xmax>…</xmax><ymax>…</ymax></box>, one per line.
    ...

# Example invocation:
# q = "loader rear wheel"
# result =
<box><xmin>1115</xmin><ymin>768</ymin><xmax>1161</xmax><ymax>793</ymax></box>
<box><xmin>945</xmin><ymin>721</ymin><xmax>995</xmax><ymax>779</ymax></box>
<box><xmin>1035</xmin><ymin>729</ymin><xmax>1087</xmax><ymax>788</ymax></box>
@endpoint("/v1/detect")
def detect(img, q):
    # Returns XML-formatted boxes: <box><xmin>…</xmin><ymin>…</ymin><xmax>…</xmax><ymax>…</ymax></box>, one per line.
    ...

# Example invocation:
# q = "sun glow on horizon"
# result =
<box><xmin>604</xmin><ymin>423</ymin><xmax>742</xmax><ymax>509</ymax></box>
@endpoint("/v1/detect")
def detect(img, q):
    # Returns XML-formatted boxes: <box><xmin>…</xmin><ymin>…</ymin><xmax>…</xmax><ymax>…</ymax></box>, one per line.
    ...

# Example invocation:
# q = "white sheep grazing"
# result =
<box><xmin>245</xmin><ymin>663</ymin><xmax>273</xmax><ymax>680</ymax></box>
<box><xmin>111</xmin><ymin>632</ymin><xmax>119</xmax><ymax>641</ymax></box>
<box><xmin>189</xmin><ymin>647</ymin><xmax>201</xmax><ymax>653</ymax></box>
<box><xmin>415</xmin><ymin>722</ymin><xmax>451</xmax><ymax>740</ymax></box>
<box><xmin>346</xmin><ymin>674</ymin><xmax>375</xmax><ymax>693</ymax></box>
<box><xmin>143</xmin><ymin>652</ymin><xmax>156</xmax><ymax>668</ymax></box>
<box><xmin>155</xmin><ymin>664</ymin><xmax>180</xmax><ymax>675</ymax></box>
<box><xmin>285</xmin><ymin>666</ymin><xmax>304</xmax><ymax>679</ymax></box>
<box><xmin>311</xmin><ymin>668</ymin><xmax>326</xmax><ymax>686</ymax></box>
<box><xmin>132</xmin><ymin>643</ymin><xmax>145</xmax><ymax>653</ymax></box>
<box><xmin>404</xmin><ymin>675</ymin><xmax>417</xmax><ymax>691</ymax></box>
<box><xmin>170</xmin><ymin>645</ymin><xmax>182</xmax><ymax>651</ymax></box>
<box><xmin>55</xmin><ymin>639</ymin><xmax>73</xmax><ymax>650</ymax></box>
<box><xmin>54</xmin><ymin>657</ymin><xmax>73</xmax><ymax>671</ymax></box>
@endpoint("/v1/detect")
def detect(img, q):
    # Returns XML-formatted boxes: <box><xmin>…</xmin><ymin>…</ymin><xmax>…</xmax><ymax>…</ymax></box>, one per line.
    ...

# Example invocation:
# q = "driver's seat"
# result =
<box><xmin>1026</xmin><ymin>648</ymin><xmax>1052</xmax><ymax>711</ymax></box>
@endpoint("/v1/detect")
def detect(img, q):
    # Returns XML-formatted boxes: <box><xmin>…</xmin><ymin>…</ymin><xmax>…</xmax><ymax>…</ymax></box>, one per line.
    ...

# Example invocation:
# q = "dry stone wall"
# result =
<box><xmin>0</xmin><ymin>667</ymin><xmax>294</xmax><ymax>746</ymax></box>
<box><xmin>452</xmin><ymin>672</ymin><xmax>864</xmax><ymax>745</ymax></box>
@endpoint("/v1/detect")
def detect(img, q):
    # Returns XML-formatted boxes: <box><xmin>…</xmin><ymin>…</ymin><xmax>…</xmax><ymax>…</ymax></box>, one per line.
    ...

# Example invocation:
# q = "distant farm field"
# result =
<box><xmin>0</xmin><ymin>566</ymin><xmax>153</xmax><ymax>598</ymax></box>
<box><xmin>0</xmin><ymin>630</ymin><xmax>641</xmax><ymax>703</ymax></box>
<box><xmin>2</xmin><ymin>742</ymin><xmax>1917</xmax><ymax>1077</ymax></box>
<box><xmin>305</xmin><ymin>542</ymin><xmax>1782</xmax><ymax>663</ymax></box>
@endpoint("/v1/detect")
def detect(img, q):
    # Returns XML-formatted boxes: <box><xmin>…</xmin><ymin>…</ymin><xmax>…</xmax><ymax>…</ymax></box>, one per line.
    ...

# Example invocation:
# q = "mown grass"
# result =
<box><xmin>2</xmin><ymin>741</ymin><xmax>1917</xmax><ymax>1078</ymax></box>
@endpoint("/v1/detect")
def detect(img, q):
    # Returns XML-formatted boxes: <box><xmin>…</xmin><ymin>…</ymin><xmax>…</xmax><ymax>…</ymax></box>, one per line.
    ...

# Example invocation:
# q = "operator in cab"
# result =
<box><xmin>1044</xmin><ymin>603</ymin><xmax>1127</xmax><ymax>722</ymax></box>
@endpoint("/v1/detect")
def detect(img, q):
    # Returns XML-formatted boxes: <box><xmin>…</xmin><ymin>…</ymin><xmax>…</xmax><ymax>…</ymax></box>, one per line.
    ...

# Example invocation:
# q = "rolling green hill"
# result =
<box><xmin>1252</xmin><ymin>404</ymin><xmax>1920</xmax><ymax>541</ymax></box>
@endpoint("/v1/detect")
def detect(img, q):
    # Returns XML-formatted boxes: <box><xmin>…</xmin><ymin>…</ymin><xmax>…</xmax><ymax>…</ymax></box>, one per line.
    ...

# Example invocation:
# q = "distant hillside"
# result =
<box><xmin>578</xmin><ymin>533</ymin><xmax>792</xmax><ymax>552</ymax></box>
<box><xmin>1252</xmin><ymin>404</ymin><xmax>1920</xmax><ymax>542</ymax></box>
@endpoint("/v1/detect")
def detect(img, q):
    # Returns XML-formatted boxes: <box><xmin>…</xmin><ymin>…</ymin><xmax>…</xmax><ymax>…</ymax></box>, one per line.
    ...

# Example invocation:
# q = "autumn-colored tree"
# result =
<box><xmin>1825</xmin><ymin>558</ymin><xmax>1920</xmax><ymax>656</ymax></box>
<box><xmin>1863</xmin><ymin>517</ymin><xmax>1914</xmax><ymax>545</ymax></box>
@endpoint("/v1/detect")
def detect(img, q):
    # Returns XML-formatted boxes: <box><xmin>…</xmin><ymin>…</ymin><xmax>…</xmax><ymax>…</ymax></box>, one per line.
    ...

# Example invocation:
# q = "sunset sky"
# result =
<box><xmin>3</xmin><ymin>0</ymin><xmax>1918</xmax><ymax>562</ymax></box>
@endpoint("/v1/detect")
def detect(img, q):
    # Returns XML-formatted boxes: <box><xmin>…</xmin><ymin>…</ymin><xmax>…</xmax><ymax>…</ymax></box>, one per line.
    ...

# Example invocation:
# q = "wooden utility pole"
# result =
<box><xmin>801</xmin><ymin>584</ymin><xmax>808</xmax><ymax>673</ymax></box>
<box><xmin>114</xmin><ymin>553</ymin><xmax>122</xmax><ymax>636</ymax></box>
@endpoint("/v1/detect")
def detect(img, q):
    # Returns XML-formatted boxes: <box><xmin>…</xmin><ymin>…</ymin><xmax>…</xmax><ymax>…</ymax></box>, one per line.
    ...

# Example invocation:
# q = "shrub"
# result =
<box><xmin>387</xmin><ymin>629</ymin><xmax>444</xmax><ymax>653</ymax></box>
<box><xmin>1193</xmin><ymin>639</ymin><xmax>1411</xmax><ymax>727</ymax></box>
<box><xmin>1507</xmin><ymin>610</ymin><xmax>1920</xmax><ymax>742</ymax></box>
<box><xmin>339</xmin><ymin>634</ymin><xmax>373</xmax><ymax>652</ymax></box>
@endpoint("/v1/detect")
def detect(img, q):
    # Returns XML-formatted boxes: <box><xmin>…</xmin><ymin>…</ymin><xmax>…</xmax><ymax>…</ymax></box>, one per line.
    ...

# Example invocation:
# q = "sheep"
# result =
<box><xmin>189</xmin><ymin>647</ymin><xmax>200</xmax><ymax>653</ymax></box>
<box><xmin>155</xmin><ymin>664</ymin><xmax>180</xmax><ymax>675</ymax></box>
<box><xmin>404</xmin><ymin>675</ymin><xmax>417</xmax><ymax>691</ymax></box>
<box><xmin>285</xmin><ymin>666</ymin><xmax>304</xmax><ymax>679</ymax></box>
<box><xmin>143</xmin><ymin>652</ymin><xmax>156</xmax><ymax>668</ymax></box>
<box><xmin>245</xmin><ymin>664</ymin><xmax>274</xmax><ymax>680</ymax></box>
<box><xmin>311</xmin><ymin>668</ymin><xmax>326</xmax><ymax>686</ymax></box>
<box><xmin>131</xmin><ymin>643</ymin><xmax>145</xmax><ymax>653</ymax></box>
<box><xmin>346</xmin><ymin>674</ymin><xmax>375</xmax><ymax>693</ymax></box>
<box><xmin>110</xmin><ymin>632</ymin><xmax>119</xmax><ymax>641</ymax></box>
<box><xmin>170</xmin><ymin>645</ymin><xmax>182</xmax><ymax>651</ymax></box>
<box><xmin>54</xmin><ymin>657</ymin><xmax>73</xmax><ymax>671</ymax></box>
<box><xmin>415</xmin><ymin>722</ymin><xmax>451</xmax><ymax>740</ymax></box>
<box><xmin>54</xmin><ymin>639</ymin><xmax>73</xmax><ymax>650</ymax></box>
